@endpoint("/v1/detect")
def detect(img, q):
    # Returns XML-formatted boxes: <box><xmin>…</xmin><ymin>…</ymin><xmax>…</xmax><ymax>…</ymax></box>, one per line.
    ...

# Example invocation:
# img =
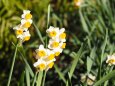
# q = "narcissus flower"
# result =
<box><xmin>33</xmin><ymin>26</ymin><xmax>66</xmax><ymax>71</ymax></box>
<box><xmin>46</xmin><ymin>26</ymin><xmax>59</xmax><ymax>39</ymax></box>
<box><xmin>13</xmin><ymin>10</ymin><xmax>32</xmax><ymax>43</ymax></box>
<box><xmin>106</xmin><ymin>54</ymin><xmax>115</xmax><ymax>66</ymax></box>
<box><xmin>21</xmin><ymin>10</ymin><xmax>32</xmax><ymax>20</ymax></box>
<box><xmin>74</xmin><ymin>0</ymin><xmax>83</xmax><ymax>7</ymax></box>
<box><xmin>35</xmin><ymin>45</ymin><xmax>47</xmax><ymax>59</ymax></box>
<box><xmin>80</xmin><ymin>73</ymin><xmax>96</xmax><ymax>85</ymax></box>
<box><xmin>21</xmin><ymin>19</ymin><xmax>32</xmax><ymax>28</ymax></box>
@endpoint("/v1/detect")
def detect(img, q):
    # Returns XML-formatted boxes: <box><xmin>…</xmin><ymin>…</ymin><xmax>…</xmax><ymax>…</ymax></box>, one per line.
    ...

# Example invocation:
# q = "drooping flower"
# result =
<box><xmin>80</xmin><ymin>73</ymin><xmax>96</xmax><ymax>86</ymax></box>
<box><xmin>106</xmin><ymin>54</ymin><xmax>115</xmax><ymax>66</ymax></box>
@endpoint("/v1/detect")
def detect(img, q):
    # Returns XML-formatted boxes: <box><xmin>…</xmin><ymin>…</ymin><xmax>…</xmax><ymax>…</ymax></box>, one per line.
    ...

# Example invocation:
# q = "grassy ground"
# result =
<box><xmin>0</xmin><ymin>0</ymin><xmax>115</xmax><ymax>86</ymax></box>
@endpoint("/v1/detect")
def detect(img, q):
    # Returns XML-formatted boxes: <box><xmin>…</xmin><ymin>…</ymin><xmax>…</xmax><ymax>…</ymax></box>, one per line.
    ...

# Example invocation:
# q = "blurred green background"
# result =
<box><xmin>0</xmin><ymin>0</ymin><xmax>115</xmax><ymax>86</ymax></box>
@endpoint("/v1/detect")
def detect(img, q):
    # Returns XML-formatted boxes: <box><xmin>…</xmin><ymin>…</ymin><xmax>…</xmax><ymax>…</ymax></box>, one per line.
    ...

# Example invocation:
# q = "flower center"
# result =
<box><xmin>61</xmin><ymin>43</ymin><xmax>66</xmax><ymax>48</ymax></box>
<box><xmin>51</xmin><ymin>42</ymin><xmax>59</xmax><ymax>48</ymax></box>
<box><xmin>25</xmin><ymin>13</ymin><xmax>32</xmax><ymax>20</ymax></box>
<box><xmin>108</xmin><ymin>59</ymin><xmax>115</xmax><ymax>64</ymax></box>
<box><xmin>48</xmin><ymin>62</ymin><xmax>54</xmax><ymax>68</ymax></box>
<box><xmin>59</xmin><ymin>33</ymin><xmax>66</xmax><ymax>39</ymax></box>
<box><xmin>38</xmin><ymin>50</ymin><xmax>46</xmax><ymax>57</ymax></box>
<box><xmin>55</xmin><ymin>52</ymin><xmax>60</xmax><ymax>56</ymax></box>
<box><xmin>49</xmin><ymin>31</ymin><xmax>56</xmax><ymax>37</ymax></box>
<box><xmin>48</xmin><ymin>54</ymin><xmax>55</xmax><ymax>60</ymax></box>
<box><xmin>23</xmin><ymin>22</ymin><xmax>31</xmax><ymax>28</ymax></box>
<box><xmin>39</xmin><ymin>63</ymin><xmax>46</xmax><ymax>70</ymax></box>
<box><xmin>16</xmin><ymin>29</ymin><xmax>23</xmax><ymax>35</ymax></box>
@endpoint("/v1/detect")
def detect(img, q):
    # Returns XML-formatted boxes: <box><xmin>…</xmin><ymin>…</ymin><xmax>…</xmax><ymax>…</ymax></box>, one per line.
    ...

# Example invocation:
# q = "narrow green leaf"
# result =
<box><xmin>25</xmin><ymin>67</ymin><xmax>30</xmax><ymax>86</ymax></box>
<box><xmin>7</xmin><ymin>44</ymin><xmax>18</xmax><ymax>86</ymax></box>
<box><xmin>37</xmin><ymin>71</ymin><xmax>43</xmax><ymax>86</ymax></box>
<box><xmin>33</xmin><ymin>22</ymin><xmax>45</xmax><ymax>45</ymax></box>
<box><xmin>32</xmin><ymin>72</ymin><xmax>37</xmax><ymax>86</ymax></box>
<box><xmin>87</xmin><ymin>57</ymin><xmax>93</xmax><ymax>73</ymax></box>
<box><xmin>94</xmin><ymin>70</ymin><xmax>115</xmax><ymax>86</ymax></box>
<box><xmin>54</xmin><ymin>65</ymin><xmax>66</xmax><ymax>84</ymax></box>
<box><xmin>69</xmin><ymin>44</ymin><xmax>83</xmax><ymax>78</ymax></box>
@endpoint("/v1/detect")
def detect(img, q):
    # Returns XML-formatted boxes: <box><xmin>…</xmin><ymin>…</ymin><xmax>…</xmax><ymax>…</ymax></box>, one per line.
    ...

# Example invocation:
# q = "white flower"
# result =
<box><xmin>21</xmin><ymin>19</ymin><xmax>32</xmax><ymax>28</ymax></box>
<box><xmin>21</xmin><ymin>10</ymin><xmax>32</xmax><ymax>20</ymax></box>
<box><xmin>33</xmin><ymin>59</ymin><xmax>47</xmax><ymax>71</ymax></box>
<box><xmin>46</xmin><ymin>26</ymin><xmax>59</xmax><ymax>39</ymax></box>
<box><xmin>74</xmin><ymin>0</ymin><xmax>83</xmax><ymax>7</ymax></box>
<box><xmin>48</xmin><ymin>39</ymin><xmax>60</xmax><ymax>49</ymax></box>
<box><xmin>22</xmin><ymin>30</ymin><xmax>31</xmax><ymax>41</ymax></box>
<box><xmin>80</xmin><ymin>74</ymin><xmax>86</xmax><ymax>83</ymax></box>
<box><xmin>87</xmin><ymin>74</ymin><xmax>96</xmax><ymax>85</ymax></box>
<box><xmin>35</xmin><ymin>45</ymin><xmax>47</xmax><ymax>59</ymax></box>
<box><xmin>106</xmin><ymin>54</ymin><xmax>115</xmax><ymax>66</ymax></box>
<box><xmin>58</xmin><ymin>28</ymin><xmax>66</xmax><ymax>42</ymax></box>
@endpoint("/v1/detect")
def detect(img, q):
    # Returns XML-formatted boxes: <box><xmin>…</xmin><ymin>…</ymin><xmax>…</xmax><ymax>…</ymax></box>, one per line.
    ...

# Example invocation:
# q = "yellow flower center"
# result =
<box><xmin>51</xmin><ymin>42</ymin><xmax>59</xmax><ymax>48</ymax></box>
<box><xmin>55</xmin><ymin>52</ymin><xmax>60</xmax><ymax>56</ymax></box>
<box><xmin>61</xmin><ymin>43</ymin><xmax>66</xmax><ymax>48</ymax></box>
<box><xmin>59</xmin><ymin>33</ymin><xmax>66</xmax><ymax>39</ymax></box>
<box><xmin>24</xmin><ymin>36</ymin><xmax>30</xmax><ymax>41</ymax></box>
<box><xmin>48</xmin><ymin>62</ymin><xmax>54</xmax><ymax>68</ymax></box>
<box><xmin>48</xmin><ymin>54</ymin><xmax>55</xmax><ymax>60</ymax></box>
<box><xmin>25</xmin><ymin>13</ymin><xmax>32</xmax><ymax>20</ymax></box>
<box><xmin>49</xmin><ymin>31</ymin><xmax>57</xmax><ymax>37</ymax></box>
<box><xmin>23</xmin><ymin>22</ymin><xmax>31</xmax><ymax>28</ymax></box>
<box><xmin>16</xmin><ymin>29</ymin><xmax>23</xmax><ymax>35</ymax></box>
<box><xmin>39</xmin><ymin>63</ymin><xmax>46</xmax><ymax>70</ymax></box>
<box><xmin>108</xmin><ymin>59</ymin><xmax>115</xmax><ymax>64</ymax></box>
<box><xmin>74</xmin><ymin>0</ymin><xmax>82</xmax><ymax>6</ymax></box>
<box><xmin>38</xmin><ymin>50</ymin><xmax>46</xmax><ymax>57</ymax></box>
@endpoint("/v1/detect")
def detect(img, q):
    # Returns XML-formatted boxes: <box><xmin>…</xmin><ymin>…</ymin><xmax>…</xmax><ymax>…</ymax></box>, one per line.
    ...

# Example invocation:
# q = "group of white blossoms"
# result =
<box><xmin>13</xmin><ymin>10</ymin><xmax>32</xmax><ymax>42</ymax></box>
<box><xmin>33</xmin><ymin>26</ymin><xmax>66</xmax><ymax>71</ymax></box>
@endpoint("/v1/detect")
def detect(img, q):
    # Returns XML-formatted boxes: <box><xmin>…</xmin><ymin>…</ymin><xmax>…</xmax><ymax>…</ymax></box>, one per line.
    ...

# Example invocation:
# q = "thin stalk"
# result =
<box><xmin>7</xmin><ymin>44</ymin><xmax>18</xmax><ymax>86</ymax></box>
<box><xmin>45</xmin><ymin>4</ymin><xmax>50</xmax><ymax>48</ymax></box>
<box><xmin>42</xmin><ymin>71</ymin><xmax>47</xmax><ymax>86</ymax></box>
<box><xmin>32</xmin><ymin>72</ymin><xmax>38</xmax><ymax>86</ymax></box>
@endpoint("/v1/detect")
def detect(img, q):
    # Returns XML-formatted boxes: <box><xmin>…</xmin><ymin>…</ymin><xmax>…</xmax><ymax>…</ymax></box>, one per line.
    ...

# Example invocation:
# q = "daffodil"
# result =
<box><xmin>58</xmin><ymin>28</ymin><xmax>66</xmax><ymax>42</ymax></box>
<box><xmin>35</xmin><ymin>45</ymin><xmax>47</xmax><ymax>59</ymax></box>
<box><xmin>80</xmin><ymin>73</ymin><xmax>96</xmax><ymax>85</ymax></box>
<box><xmin>21</xmin><ymin>19</ymin><xmax>32</xmax><ymax>28</ymax></box>
<box><xmin>74</xmin><ymin>0</ymin><xmax>83</xmax><ymax>7</ymax></box>
<box><xmin>33</xmin><ymin>59</ymin><xmax>47</xmax><ymax>71</ymax></box>
<box><xmin>21</xmin><ymin>10</ymin><xmax>32</xmax><ymax>20</ymax></box>
<box><xmin>46</xmin><ymin>26</ymin><xmax>59</xmax><ymax>39</ymax></box>
<box><xmin>48</xmin><ymin>39</ymin><xmax>60</xmax><ymax>49</ymax></box>
<box><xmin>22</xmin><ymin>30</ymin><xmax>31</xmax><ymax>42</ymax></box>
<box><xmin>87</xmin><ymin>74</ymin><xmax>96</xmax><ymax>85</ymax></box>
<box><xmin>106</xmin><ymin>54</ymin><xmax>115</xmax><ymax>66</ymax></box>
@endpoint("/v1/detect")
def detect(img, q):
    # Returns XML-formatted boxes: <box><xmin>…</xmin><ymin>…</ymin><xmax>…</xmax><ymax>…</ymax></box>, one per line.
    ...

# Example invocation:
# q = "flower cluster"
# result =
<box><xmin>13</xmin><ymin>10</ymin><xmax>32</xmax><ymax>42</ymax></box>
<box><xmin>33</xmin><ymin>26</ymin><xmax>66</xmax><ymax>71</ymax></box>
<box><xmin>106</xmin><ymin>54</ymin><xmax>115</xmax><ymax>66</ymax></box>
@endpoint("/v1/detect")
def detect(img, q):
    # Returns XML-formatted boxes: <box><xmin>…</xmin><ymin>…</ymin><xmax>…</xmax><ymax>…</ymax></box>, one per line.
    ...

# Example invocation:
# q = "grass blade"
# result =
<box><xmin>7</xmin><ymin>44</ymin><xmax>18</xmax><ymax>86</ymax></box>
<box><xmin>69</xmin><ymin>44</ymin><xmax>83</xmax><ymax>79</ymax></box>
<box><xmin>33</xmin><ymin>22</ymin><xmax>45</xmax><ymax>45</ymax></box>
<box><xmin>94</xmin><ymin>70</ymin><xmax>115</xmax><ymax>86</ymax></box>
<box><xmin>25</xmin><ymin>67</ymin><xmax>30</xmax><ymax>86</ymax></box>
<box><xmin>54</xmin><ymin>65</ymin><xmax>66</xmax><ymax>84</ymax></box>
<box><xmin>37</xmin><ymin>71</ymin><xmax>43</xmax><ymax>86</ymax></box>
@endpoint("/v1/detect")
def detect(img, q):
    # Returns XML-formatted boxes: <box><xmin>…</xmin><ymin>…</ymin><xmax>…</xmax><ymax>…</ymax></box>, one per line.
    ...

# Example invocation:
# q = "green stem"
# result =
<box><xmin>32</xmin><ymin>72</ymin><xmax>37</xmax><ymax>86</ymax></box>
<box><xmin>42</xmin><ymin>71</ymin><xmax>47</xmax><ymax>86</ymax></box>
<box><xmin>7</xmin><ymin>44</ymin><xmax>18</xmax><ymax>86</ymax></box>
